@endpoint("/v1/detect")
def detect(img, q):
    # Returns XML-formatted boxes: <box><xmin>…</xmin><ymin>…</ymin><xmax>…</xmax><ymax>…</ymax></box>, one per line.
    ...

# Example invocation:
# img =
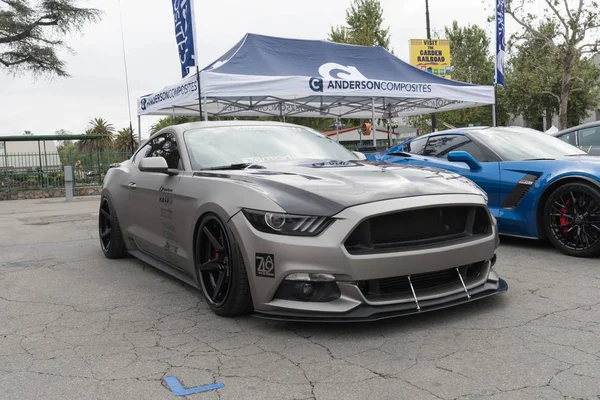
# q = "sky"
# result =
<box><xmin>0</xmin><ymin>0</ymin><xmax>522</xmax><ymax>139</ymax></box>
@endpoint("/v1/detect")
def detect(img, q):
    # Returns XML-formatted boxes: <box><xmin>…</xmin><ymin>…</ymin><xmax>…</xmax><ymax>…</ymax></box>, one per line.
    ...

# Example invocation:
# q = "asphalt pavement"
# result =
<box><xmin>1</xmin><ymin>196</ymin><xmax>599</xmax><ymax>400</ymax></box>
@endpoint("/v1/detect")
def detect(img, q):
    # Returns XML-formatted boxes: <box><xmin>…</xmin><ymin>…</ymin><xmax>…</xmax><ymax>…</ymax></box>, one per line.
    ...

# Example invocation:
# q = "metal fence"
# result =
<box><xmin>1</xmin><ymin>151</ymin><xmax>131</xmax><ymax>197</ymax></box>
<box><xmin>1</xmin><ymin>142</ymin><xmax>392</xmax><ymax>197</ymax></box>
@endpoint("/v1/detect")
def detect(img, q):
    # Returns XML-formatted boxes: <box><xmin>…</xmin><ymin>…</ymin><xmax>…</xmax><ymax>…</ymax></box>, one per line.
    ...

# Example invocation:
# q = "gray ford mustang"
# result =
<box><xmin>99</xmin><ymin>121</ymin><xmax>507</xmax><ymax>321</ymax></box>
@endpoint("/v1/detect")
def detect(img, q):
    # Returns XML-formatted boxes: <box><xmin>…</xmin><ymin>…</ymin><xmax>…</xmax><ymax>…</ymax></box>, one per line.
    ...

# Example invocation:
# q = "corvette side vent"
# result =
<box><xmin>501</xmin><ymin>174</ymin><xmax>539</xmax><ymax>210</ymax></box>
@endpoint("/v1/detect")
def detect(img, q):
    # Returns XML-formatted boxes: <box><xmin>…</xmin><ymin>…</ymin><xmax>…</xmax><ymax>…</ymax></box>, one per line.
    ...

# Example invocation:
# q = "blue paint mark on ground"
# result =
<box><xmin>164</xmin><ymin>376</ymin><xmax>224</xmax><ymax>396</ymax></box>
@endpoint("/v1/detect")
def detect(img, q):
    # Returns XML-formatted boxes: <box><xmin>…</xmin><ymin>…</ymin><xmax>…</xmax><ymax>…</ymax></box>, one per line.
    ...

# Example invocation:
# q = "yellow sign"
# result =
<box><xmin>409</xmin><ymin>39</ymin><xmax>452</xmax><ymax>79</ymax></box>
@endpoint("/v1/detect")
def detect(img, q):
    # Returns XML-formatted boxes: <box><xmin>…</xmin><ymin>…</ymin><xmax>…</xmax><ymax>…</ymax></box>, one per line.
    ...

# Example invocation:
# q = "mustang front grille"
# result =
<box><xmin>344</xmin><ymin>205</ymin><xmax>492</xmax><ymax>255</ymax></box>
<box><xmin>358</xmin><ymin>261</ymin><xmax>485</xmax><ymax>300</ymax></box>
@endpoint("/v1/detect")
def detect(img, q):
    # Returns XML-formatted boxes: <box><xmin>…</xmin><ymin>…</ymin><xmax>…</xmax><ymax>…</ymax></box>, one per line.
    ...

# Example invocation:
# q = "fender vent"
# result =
<box><xmin>502</xmin><ymin>174</ymin><xmax>539</xmax><ymax>210</ymax></box>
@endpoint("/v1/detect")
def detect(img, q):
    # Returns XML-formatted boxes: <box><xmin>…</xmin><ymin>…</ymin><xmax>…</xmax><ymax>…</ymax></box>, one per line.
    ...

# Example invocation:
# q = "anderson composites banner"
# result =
<box><xmin>137</xmin><ymin>73</ymin><xmax>199</xmax><ymax>114</ymax></box>
<box><xmin>172</xmin><ymin>0</ymin><xmax>197</xmax><ymax>78</ymax></box>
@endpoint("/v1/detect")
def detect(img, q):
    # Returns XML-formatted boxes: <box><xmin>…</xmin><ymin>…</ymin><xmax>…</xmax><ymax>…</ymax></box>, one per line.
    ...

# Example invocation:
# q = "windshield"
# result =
<box><xmin>183</xmin><ymin>124</ymin><xmax>357</xmax><ymax>169</ymax></box>
<box><xmin>472</xmin><ymin>128</ymin><xmax>586</xmax><ymax>161</ymax></box>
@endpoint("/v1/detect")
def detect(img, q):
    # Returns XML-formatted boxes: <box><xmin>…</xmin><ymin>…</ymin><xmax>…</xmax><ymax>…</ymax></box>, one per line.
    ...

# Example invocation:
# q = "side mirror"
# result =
<box><xmin>352</xmin><ymin>151</ymin><xmax>367</xmax><ymax>160</ymax></box>
<box><xmin>138</xmin><ymin>157</ymin><xmax>178</xmax><ymax>175</ymax></box>
<box><xmin>447</xmin><ymin>151</ymin><xmax>482</xmax><ymax>171</ymax></box>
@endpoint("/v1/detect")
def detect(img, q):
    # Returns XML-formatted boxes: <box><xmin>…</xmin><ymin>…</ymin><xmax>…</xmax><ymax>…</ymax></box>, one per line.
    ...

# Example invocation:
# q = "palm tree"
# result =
<box><xmin>114</xmin><ymin>127</ymin><xmax>138</xmax><ymax>153</ymax></box>
<box><xmin>79</xmin><ymin>117</ymin><xmax>115</xmax><ymax>151</ymax></box>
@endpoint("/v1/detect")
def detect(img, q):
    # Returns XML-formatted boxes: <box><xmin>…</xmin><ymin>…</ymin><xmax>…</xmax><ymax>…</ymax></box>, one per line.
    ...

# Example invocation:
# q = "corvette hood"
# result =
<box><xmin>195</xmin><ymin>160</ymin><xmax>487</xmax><ymax>216</ymax></box>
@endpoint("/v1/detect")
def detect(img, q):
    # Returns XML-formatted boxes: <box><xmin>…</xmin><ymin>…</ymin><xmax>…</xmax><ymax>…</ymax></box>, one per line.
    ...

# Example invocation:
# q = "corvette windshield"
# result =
<box><xmin>184</xmin><ymin>125</ymin><xmax>357</xmax><ymax>169</ymax></box>
<box><xmin>472</xmin><ymin>128</ymin><xmax>586</xmax><ymax>161</ymax></box>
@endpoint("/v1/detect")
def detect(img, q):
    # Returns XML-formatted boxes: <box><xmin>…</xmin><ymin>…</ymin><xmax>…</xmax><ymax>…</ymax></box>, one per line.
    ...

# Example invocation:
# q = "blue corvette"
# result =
<box><xmin>367</xmin><ymin>126</ymin><xmax>600</xmax><ymax>258</ymax></box>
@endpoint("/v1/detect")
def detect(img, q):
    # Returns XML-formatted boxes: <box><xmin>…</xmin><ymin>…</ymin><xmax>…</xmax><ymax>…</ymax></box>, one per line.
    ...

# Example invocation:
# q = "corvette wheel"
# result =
<box><xmin>195</xmin><ymin>214</ymin><xmax>253</xmax><ymax>316</ymax></box>
<box><xmin>99</xmin><ymin>196</ymin><xmax>127</xmax><ymax>259</ymax></box>
<box><xmin>543</xmin><ymin>182</ymin><xmax>600</xmax><ymax>257</ymax></box>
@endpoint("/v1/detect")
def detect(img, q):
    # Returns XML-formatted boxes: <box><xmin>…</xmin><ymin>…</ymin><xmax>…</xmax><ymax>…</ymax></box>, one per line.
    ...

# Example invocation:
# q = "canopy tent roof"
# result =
<box><xmin>137</xmin><ymin>33</ymin><xmax>495</xmax><ymax>120</ymax></box>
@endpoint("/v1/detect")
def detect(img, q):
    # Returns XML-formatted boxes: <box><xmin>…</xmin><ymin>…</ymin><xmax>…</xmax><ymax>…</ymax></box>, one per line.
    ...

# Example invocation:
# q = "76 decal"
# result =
<box><xmin>255</xmin><ymin>253</ymin><xmax>275</xmax><ymax>278</ymax></box>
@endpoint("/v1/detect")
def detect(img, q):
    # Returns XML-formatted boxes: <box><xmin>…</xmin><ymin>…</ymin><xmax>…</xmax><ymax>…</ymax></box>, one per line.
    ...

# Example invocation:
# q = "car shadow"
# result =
<box><xmin>119</xmin><ymin>251</ymin><xmax>513</xmax><ymax>335</ymax></box>
<box><xmin>498</xmin><ymin>234</ymin><xmax>554</xmax><ymax>250</ymax></box>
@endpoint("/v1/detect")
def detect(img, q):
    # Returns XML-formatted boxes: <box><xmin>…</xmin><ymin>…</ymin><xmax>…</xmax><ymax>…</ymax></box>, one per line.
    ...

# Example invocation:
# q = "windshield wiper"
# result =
<box><xmin>200</xmin><ymin>163</ymin><xmax>252</xmax><ymax>171</ymax></box>
<box><xmin>523</xmin><ymin>158</ymin><xmax>555</xmax><ymax>161</ymax></box>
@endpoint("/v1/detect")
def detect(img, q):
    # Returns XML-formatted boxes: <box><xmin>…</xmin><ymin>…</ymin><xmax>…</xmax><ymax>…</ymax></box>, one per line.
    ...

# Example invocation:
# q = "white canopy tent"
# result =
<box><xmin>137</xmin><ymin>33</ymin><xmax>495</xmax><ymax>145</ymax></box>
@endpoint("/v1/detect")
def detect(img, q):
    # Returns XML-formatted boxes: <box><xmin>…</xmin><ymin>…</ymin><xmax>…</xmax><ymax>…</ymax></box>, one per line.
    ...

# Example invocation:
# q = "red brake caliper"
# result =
<box><xmin>214</xmin><ymin>234</ymin><xmax>222</xmax><ymax>261</ymax></box>
<box><xmin>560</xmin><ymin>199</ymin><xmax>571</xmax><ymax>233</ymax></box>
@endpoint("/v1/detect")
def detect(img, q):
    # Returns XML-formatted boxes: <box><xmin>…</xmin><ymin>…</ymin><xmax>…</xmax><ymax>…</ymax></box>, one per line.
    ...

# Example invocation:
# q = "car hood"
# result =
<box><xmin>194</xmin><ymin>160</ymin><xmax>487</xmax><ymax>216</ymax></box>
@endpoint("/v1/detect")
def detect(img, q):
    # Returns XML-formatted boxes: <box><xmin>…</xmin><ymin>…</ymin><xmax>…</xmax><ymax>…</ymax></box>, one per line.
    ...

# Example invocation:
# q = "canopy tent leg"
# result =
<box><xmin>492</xmin><ymin>84</ymin><xmax>497</xmax><ymax>127</ymax></box>
<box><xmin>372</xmin><ymin>98</ymin><xmax>376</xmax><ymax>147</ymax></box>
<box><xmin>279</xmin><ymin>102</ymin><xmax>284</xmax><ymax>122</ymax></box>
<box><xmin>203</xmin><ymin>96</ymin><xmax>208</xmax><ymax>121</ymax></box>
<box><xmin>138</xmin><ymin>115</ymin><xmax>142</xmax><ymax>146</ymax></box>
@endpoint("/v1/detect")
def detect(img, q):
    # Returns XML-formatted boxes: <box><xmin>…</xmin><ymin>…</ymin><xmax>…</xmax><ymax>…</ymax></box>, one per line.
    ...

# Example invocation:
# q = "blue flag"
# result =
<box><xmin>172</xmin><ymin>0</ymin><xmax>197</xmax><ymax>78</ymax></box>
<box><xmin>495</xmin><ymin>0</ymin><xmax>506</xmax><ymax>87</ymax></box>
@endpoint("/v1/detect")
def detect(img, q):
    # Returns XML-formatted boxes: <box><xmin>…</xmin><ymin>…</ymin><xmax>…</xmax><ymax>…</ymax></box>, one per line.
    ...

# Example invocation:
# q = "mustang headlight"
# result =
<box><xmin>242</xmin><ymin>209</ymin><xmax>332</xmax><ymax>236</ymax></box>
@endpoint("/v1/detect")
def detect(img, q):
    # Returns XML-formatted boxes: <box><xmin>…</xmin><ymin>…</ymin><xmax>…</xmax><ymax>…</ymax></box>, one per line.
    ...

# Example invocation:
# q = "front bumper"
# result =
<box><xmin>227</xmin><ymin>194</ymin><xmax>506</xmax><ymax>321</ymax></box>
<box><xmin>254</xmin><ymin>277</ymin><xmax>508</xmax><ymax>322</ymax></box>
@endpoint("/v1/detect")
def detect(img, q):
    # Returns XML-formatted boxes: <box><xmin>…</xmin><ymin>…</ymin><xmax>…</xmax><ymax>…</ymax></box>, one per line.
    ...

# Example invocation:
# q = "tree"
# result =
<box><xmin>0</xmin><ymin>0</ymin><xmax>102</xmax><ymax>77</ymax></box>
<box><xmin>406</xmin><ymin>22</ymin><xmax>509</xmax><ymax>133</ymax></box>
<box><xmin>54</xmin><ymin>128</ymin><xmax>71</xmax><ymax>147</ymax></box>
<box><xmin>23</xmin><ymin>130</ymin><xmax>31</xmax><ymax>135</ymax></box>
<box><xmin>77</xmin><ymin>117</ymin><xmax>114</xmax><ymax>151</ymax></box>
<box><xmin>114</xmin><ymin>127</ymin><xmax>138</xmax><ymax>153</ymax></box>
<box><xmin>506</xmin><ymin>0</ymin><xmax>600</xmax><ymax>129</ymax></box>
<box><xmin>328</xmin><ymin>0</ymin><xmax>391</xmax><ymax>50</ymax></box>
<box><xmin>505</xmin><ymin>19</ymin><xmax>600</xmax><ymax>129</ymax></box>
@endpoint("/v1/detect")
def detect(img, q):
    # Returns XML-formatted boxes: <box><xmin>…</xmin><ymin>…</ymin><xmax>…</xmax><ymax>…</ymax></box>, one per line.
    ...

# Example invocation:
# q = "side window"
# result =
<box><xmin>146</xmin><ymin>133</ymin><xmax>183</xmax><ymax>170</ymax></box>
<box><xmin>443</xmin><ymin>140</ymin><xmax>487</xmax><ymax>162</ymax></box>
<box><xmin>422</xmin><ymin>134</ymin><xmax>468</xmax><ymax>157</ymax></box>
<box><xmin>556</xmin><ymin>132</ymin><xmax>571</xmax><ymax>144</ymax></box>
<box><xmin>402</xmin><ymin>137</ymin><xmax>428</xmax><ymax>154</ymax></box>
<box><xmin>133</xmin><ymin>143</ymin><xmax>152</xmax><ymax>165</ymax></box>
<box><xmin>577</xmin><ymin>127</ymin><xmax>600</xmax><ymax>147</ymax></box>
<box><xmin>423</xmin><ymin>134</ymin><xmax>487</xmax><ymax>162</ymax></box>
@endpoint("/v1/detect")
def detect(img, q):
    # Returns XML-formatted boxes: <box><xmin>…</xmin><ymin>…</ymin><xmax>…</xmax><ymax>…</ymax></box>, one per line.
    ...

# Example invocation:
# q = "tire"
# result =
<box><xmin>99</xmin><ymin>195</ymin><xmax>127</xmax><ymax>259</ymax></box>
<box><xmin>195</xmin><ymin>213</ymin><xmax>253</xmax><ymax>317</ymax></box>
<box><xmin>542</xmin><ymin>182</ymin><xmax>600</xmax><ymax>258</ymax></box>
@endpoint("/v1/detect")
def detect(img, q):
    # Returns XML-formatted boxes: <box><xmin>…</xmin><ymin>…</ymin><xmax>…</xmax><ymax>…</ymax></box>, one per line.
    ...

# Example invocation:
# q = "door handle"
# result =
<box><xmin>128</xmin><ymin>182</ymin><xmax>137</xmax><ymax>190</ymax></box>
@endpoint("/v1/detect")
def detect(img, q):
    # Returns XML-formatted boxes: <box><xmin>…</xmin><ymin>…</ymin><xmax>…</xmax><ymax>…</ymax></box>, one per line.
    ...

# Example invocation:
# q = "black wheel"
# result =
<box><xmin>543</xmin><ymin>182</ymin><xmax>600</xmax><ymax>257</ymax></box>
<box><xmin>195</xmin><ymin>213</ymin><xmax>253</xmax><ymax>316</ymax></box>
<box><xmin>99</xmin><ymin>196</ymin><xmax>127</xmax><ymax>259</ymax></box>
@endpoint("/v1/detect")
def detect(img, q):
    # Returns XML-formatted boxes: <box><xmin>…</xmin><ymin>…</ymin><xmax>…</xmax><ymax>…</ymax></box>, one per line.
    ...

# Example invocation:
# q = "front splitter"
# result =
<box><xmin>252</xmin><ymin>278</ymin><xmax>508</xmax><ymax>323</ymax></box>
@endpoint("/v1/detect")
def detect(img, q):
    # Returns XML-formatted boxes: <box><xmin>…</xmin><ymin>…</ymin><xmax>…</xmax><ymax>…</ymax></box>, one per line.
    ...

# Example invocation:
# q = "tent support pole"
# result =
<box><xmin>203</xmin><ymin>96</ymin><xmax>208</xmax><ymax>121</ymax></box>
<box><xmin>492</xmin><ymin>83</ymin><xmax>497</xmax><ymax>127</ymax></box>
<box><xmin>372</xmin><ymin>98</ymin><xmax>376</xmax><ymax>147</ymax></box>
<box><xmin>196</xmin><ymin>66</ymin><xmax>203</xmax><ymax>118</ymax></box>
